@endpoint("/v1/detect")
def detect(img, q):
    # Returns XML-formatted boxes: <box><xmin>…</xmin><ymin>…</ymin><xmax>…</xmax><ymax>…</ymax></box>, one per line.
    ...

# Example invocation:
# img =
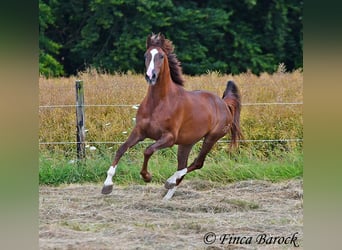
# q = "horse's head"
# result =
<box><xmin>144</xmin><ymin>46</ymin><xmax>166</xmax><ymax>85</ymax></box>
<box><xmin>144</xmin><ymin>33</ymin><xmax>184</xmax><ymax>86</ymax></box>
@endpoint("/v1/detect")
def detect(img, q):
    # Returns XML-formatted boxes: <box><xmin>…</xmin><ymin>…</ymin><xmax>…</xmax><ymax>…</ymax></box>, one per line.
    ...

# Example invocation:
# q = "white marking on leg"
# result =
<box><xmin>146</xmin><ymin>48</ymin><xmax>158</xmax><ymax>79</ymax></box>
<box><xmin>163</xmin><ymin>186</ymin><xmax>177</xmax><ymax>200</ymax></box>
<box><xmin>166</xmin><ymin>168</ymin><xmax>187</xmax><ymax>185</ymax></box>
<box><xmin>103</xmin><ymin>165</ymin><xmax>116</xmax><ymax>186</ymax></box>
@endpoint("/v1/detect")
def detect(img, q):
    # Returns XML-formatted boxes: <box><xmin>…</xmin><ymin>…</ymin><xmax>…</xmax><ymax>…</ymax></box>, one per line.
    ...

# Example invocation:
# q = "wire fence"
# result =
<box><xmin>38</xmin><ymin>102</ymin><xmax>303</xmax><ymax>109</ymax></box>
<box><xmin>38</xmin><ymin>138</ymin><xmax>303</xmax><ymax>146</ymax></box>
<box><xmin>39</xmin><ymin>101</ymin><xmax>303</xmax><ymax>146</ymax></box>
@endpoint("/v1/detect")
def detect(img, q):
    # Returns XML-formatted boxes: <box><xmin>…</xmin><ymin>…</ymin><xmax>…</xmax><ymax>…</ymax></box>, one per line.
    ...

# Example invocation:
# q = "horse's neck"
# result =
<box><xmin>147</xmin><ymin>72</ymin><xmax>177</xmax><ymax>104</ymax></box>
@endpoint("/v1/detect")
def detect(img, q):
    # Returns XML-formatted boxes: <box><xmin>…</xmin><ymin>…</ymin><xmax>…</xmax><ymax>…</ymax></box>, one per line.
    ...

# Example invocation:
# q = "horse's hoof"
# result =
<box><xmin>164</xmin><ymin>181</ymin><xmax>176</xmax><ymax>190</ymax></box>
<box><xmin>141</xmin><ymin>172</ymin><xmax>152</xmax><ymax>182</ymax></box>
<box><xmin>101</xmin><ymin>185</ymin><xmax>113</xmax><ymax>195</ymax></box>
<box><xmin>163</xmin><ymin>186</ymin><xmax>177</xmax><ymax>200</ymax></box>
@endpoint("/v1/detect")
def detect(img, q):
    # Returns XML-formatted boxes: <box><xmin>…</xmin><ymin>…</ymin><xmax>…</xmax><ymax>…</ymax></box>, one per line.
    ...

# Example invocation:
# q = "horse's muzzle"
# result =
<box><xmin>145</xmin><ymin>71</ymin><xmax>157</xmax><ymax>85</ymax></box>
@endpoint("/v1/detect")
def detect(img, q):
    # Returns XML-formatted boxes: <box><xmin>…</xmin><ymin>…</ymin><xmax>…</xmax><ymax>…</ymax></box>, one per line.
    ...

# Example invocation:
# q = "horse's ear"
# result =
<box><xmin>146</xmin><ymin>34</ymin><xmax>152</xmax><ymax>49</ymax></box>
<box><xmin>158</xmin><ymin>33</ymin><xmax>165</xmax><ymax>46</ymax></box>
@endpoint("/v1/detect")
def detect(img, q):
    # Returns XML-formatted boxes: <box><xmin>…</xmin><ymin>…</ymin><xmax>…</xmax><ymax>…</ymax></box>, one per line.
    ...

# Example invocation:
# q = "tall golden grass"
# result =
<box><xmin>39</xmin><ymin>67</ymin><xmax>303</xmax><ymax>154</ymax></box>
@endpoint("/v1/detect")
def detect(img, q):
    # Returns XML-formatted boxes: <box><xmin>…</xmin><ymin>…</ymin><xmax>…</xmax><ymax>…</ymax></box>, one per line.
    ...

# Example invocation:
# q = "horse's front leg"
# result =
<box><xmin>101</xmin><ymin>128</ymin><xmax>144</xmax><ymax>194</ymax></box>
<box><xmin>140</xmin><ymin>133</ymin><xmax>175</xmax><ymax>182</ymax></box>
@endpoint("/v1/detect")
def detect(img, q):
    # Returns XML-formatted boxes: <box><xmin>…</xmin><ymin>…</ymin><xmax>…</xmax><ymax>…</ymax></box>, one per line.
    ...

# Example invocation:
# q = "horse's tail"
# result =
<box><xmin>222</xmin><ymin>80</ymin><xmax>243</xmax><ymax>148</ymax></box>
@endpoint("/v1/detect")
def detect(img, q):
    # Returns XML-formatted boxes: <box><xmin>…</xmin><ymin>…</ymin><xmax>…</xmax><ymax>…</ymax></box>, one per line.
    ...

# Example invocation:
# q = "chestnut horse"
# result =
<box><xmin>102</xmin><ymin>33</ymin><xmax>242</xmax><ymax>200</ymax></box>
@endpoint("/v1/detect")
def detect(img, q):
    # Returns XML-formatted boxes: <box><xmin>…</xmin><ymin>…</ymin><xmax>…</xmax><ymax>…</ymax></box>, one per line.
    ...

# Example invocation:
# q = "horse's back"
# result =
<box><xmin>174</xmin><ymin>89</ymin><xmax>230</xmax><ymax>144</ymax></box>
<box><xmin>187</xmin><ymin>89</ymin><xmax>229</xmax><ymax>118</ymax></box>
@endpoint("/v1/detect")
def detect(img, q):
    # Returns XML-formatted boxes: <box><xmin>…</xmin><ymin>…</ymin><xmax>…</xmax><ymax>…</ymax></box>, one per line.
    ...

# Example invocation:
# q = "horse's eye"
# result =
<box><xmin>144</xmin><ymin>54</ymin><xmax>147</xmax><ymax>60</ymax></box>
<box><xmin>160</xmin><ymin>54</ymin><xmax>164</xmax><ymax>59</ymax></box>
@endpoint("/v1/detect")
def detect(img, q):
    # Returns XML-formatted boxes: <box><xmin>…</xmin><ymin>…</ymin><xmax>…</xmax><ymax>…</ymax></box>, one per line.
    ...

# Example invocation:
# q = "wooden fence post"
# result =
<box><xmin>75</xmin><ymin>80</ymin><xmax>86</xmax><ymax>160</ymax></box>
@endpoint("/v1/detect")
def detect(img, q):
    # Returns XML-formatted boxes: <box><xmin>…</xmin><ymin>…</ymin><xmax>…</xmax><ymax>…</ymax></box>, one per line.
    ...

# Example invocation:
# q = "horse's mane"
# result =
<box><xmin>146</xmin><ymin>33</ymin><xmax>184</xmax><ymax>86</ymax></box>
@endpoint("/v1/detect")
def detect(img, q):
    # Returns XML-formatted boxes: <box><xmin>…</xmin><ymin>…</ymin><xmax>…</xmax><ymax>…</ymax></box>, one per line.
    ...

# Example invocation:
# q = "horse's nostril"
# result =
<box><xmin>151</xmin><ymin>69</ymin><xmax>156</xmax><ymax>79</ymax></box>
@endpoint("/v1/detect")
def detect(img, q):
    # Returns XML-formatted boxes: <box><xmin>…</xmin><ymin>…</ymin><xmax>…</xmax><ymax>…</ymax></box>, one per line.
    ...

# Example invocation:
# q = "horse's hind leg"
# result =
<box><xmin>163</xmin><ymin>144</ymin><xmax>193</xmax><ymax>200</ymax></box>
<box><xmin>164</xmin><ymin>144</ymin><xmax>193</xmax><ymax>190</ymax></box>
<box><xmin>186</xmin><ymin>135</ymin><xmax>220</xmax><ymax>174</ymax></box>
<box><xmin>163</xmin><ymin>137</ymin><xmax>218</xmax><ymax>200</ymax></box>
<box><xmin>101</xmin><ymin>128</ymin><xmax>143</xmax><ymax>194</ymax></box>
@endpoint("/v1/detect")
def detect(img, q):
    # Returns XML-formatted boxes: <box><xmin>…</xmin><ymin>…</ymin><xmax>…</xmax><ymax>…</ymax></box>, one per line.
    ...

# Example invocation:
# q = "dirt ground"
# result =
<box><xmin>39</xmin><ymin>179</ymin><xmax>303</xmax><ymax>249</ymax></box>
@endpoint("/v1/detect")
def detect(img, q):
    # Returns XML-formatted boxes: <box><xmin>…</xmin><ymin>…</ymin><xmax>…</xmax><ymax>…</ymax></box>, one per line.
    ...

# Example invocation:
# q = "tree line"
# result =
<box><xmin>39</xmin><ymin>0</ymin><xmax>302</xmax><ymax>77</ymax></box>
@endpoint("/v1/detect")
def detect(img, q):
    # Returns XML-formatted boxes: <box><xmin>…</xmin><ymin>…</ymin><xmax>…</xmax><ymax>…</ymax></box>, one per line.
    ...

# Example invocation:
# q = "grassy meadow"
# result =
<box><xmin>39</xmin><ymin>67</ymin><xmax>303</xmax><ymax>185</ymax></box>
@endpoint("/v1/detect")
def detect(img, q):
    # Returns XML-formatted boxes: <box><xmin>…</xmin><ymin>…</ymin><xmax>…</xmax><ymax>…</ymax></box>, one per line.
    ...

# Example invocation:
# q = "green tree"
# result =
<box><xmin>39</xmin><ymin>0</ymin><xmax>303</xmax><ymax>76</ymax></box>
<box><xmin>39</xmin><ymin>0</ymin><xmax>64</xmax><ymax>77</ymax></box>
<box><xmin>70</xmin><ymin>0</ymin><xmax>174</xmax><ymax>74</ymax></box>
<box><xmin>166</xmin><ymin>5</ymin><xmax>232</xmax><ymax>74</ymax></box>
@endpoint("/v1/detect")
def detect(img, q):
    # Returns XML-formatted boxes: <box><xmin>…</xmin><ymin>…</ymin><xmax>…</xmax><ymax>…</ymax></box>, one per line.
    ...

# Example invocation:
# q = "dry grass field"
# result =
<box><xmin>39</xmin><ymin>179</ymin><xmax>303</xmax><ymax>249</ymax></box>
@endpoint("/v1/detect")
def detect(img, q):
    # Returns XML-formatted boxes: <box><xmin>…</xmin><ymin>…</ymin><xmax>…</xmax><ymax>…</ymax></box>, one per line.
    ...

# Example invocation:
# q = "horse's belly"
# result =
<box><xmin>175</xmin><ymin>137</ymin><xmax>203</xmax><ymax>145</ymax></box>
<box><xmin>175</xmin><ymin>128</ymin><xmax>206</xmax><ymax>145</ymax></box>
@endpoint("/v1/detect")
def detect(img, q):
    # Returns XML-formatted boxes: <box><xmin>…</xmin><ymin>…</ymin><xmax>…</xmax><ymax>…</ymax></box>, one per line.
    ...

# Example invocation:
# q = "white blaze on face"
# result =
<box><xmin>146</xmin><ymin>48</ymin><xmax>158</xmax><ymax>79</ymax></box>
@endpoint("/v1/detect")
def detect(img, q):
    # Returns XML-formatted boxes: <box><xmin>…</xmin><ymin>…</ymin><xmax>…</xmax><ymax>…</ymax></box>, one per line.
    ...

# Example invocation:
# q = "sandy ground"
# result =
<box><xmin>39</xmin><ymin>179</ymin><xmax>303</xmax><ymax>249</ymax></box>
